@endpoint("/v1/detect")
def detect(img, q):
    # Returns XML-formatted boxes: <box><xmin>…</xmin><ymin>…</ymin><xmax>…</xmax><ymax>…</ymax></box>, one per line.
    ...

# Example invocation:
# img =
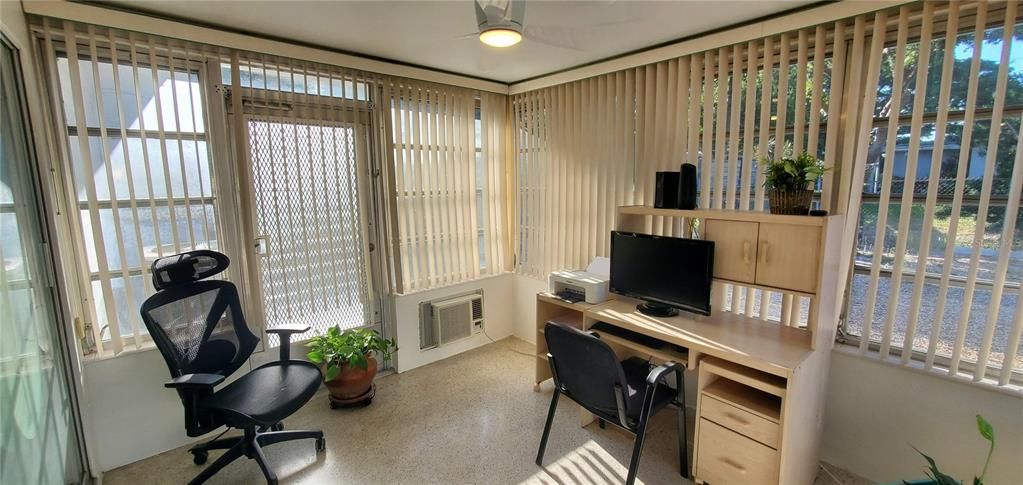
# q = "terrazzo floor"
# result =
<box><xmin>103</xmin><ymin>338</ymin><xmax>870</xmax><ymax>485</ymax></box>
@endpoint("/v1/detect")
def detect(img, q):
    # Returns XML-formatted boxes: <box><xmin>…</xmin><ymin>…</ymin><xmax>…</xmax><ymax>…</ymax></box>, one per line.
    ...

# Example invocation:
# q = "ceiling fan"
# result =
<box><xmin>468</xmin><ymin>0</ymin><xmax>584</xmax><ymax>50</ymax></box>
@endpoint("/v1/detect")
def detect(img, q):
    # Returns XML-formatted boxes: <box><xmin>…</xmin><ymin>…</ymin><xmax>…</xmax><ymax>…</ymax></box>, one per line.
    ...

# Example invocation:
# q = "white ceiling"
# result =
<box><xmin>107</xmin><ymin>0</ymin><xmax>816</xmax><ymax>83</ymax></box>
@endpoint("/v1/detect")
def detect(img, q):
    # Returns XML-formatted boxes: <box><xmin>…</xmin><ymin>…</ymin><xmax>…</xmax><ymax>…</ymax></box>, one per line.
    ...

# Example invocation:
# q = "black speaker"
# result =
<box><xmin>655</xmin><ymin>172</ymin><xmax>681</xmax><ymax>209</ymax></box>
<box><xmin>678</xmin><ymin>163</ymin><xmax>697</xmax><ymax>210</ymax></box>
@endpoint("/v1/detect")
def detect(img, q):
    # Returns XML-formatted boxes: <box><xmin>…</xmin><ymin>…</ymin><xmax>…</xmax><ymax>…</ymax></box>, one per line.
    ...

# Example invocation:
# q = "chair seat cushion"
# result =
<box><xmin>206</xmin><ymin>361</ymin><xmax>321</xmax><ymax>426</ymax></box>
<box><xmin>621</xmin><ymin>357</ymin><xmax>676</xmax><ymax>423</ymax></box>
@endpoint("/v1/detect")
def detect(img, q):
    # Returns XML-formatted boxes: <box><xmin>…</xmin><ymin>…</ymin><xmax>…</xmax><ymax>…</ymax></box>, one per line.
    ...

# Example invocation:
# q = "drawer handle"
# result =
<box><xmin>759</xmin><ymin>242</ymin><xmax>769</xmax><ymax>265</ymax></box>
<box><xmin>719</xmin><ymin>457</ymin><xmax>747</xmax><ymax>472</ymax></box>
<box><xmin>723</xmin><ymin>411</ymin><xmax>751</xmax><ymax>426</ymax></box>
<box><xmin>742</xmin><ymin>240</ymin><xmax>751</xmax><ymax>265</ymax></box>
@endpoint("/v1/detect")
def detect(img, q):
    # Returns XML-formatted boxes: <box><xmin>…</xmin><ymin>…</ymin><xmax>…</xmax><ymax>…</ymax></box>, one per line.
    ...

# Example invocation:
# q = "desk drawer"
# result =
<box><xmin>696</xmin><ymin>419</ymin><xmax>778</xmax><ymax>485</ymax></box>
<box><xmin>700</xmin><ymin>394</ymin><xmax>779</xmax><ymax>448</ymax></box>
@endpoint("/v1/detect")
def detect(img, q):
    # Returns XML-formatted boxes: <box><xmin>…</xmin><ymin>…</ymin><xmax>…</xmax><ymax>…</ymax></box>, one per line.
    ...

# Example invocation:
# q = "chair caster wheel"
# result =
<box><xmin>271</xmin><ymin>423</ymin><xmax>283</xmax><ymax>431</ymax></box>
<box><xmin>315</xmin><ymin>437</ymin><xmax>326</xmax><ymax>452</ymax></box>
<box><xmin>192</xmin><ymin>450</ymin><xmax>208</xmax><ymax>465</ymax></box>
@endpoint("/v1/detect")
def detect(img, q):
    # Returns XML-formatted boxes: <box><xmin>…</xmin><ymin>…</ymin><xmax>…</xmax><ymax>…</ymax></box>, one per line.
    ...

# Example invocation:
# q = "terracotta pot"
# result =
<box><xmin>768</xmin><ymin>188</ymin><xmax>813</xmax><ymax>215</ymax></box>
<box><xmin>324</xmin><ymin>355</ymin><xmax>377</xmax><ymax>400</ymax></box>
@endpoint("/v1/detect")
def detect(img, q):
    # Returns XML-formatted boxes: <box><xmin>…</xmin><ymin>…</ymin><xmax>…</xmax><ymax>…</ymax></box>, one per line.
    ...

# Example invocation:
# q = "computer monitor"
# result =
<box><xmin>609</xmin><ymin>231</ymin><xmax>714</xmax><ymax>317</ymax></box>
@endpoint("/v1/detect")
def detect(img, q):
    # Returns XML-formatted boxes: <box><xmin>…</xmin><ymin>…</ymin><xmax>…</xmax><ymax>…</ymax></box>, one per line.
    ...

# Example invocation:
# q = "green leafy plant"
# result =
<box><xmin>306</xmin><ymin>327</ymin><xmax>397</xmax><ymax>381</ymax></box>
<box><xmin>907</xmin><ymin>414</ymin><xmax>995</xmax><ymax>485</ymax></box>
<box><xmin>760</xmin><ymin>151</ymin><xmax>828</xmax><ymax>192</ymax></box>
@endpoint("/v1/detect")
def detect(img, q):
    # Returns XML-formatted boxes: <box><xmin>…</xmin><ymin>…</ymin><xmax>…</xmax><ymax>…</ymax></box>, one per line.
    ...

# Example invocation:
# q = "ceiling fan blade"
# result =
<box><xmin>523</xmin><ymin>25</ymin><xmax>582</xmax><ymax>51</ymax></box>
<box><xmin>456</xmin><ymin>32</ymin><xmax>479</xmax><ymax>40</ymax></box>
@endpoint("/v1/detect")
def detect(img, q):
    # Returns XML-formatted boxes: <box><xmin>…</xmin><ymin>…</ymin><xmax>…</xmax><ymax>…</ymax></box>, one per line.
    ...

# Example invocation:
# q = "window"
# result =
<box><xmin>846</xmin><ymin>3</ymin><xmax>1023</xmax><ymax>385</ymax></box>
<box><xmin>46</xmin><ymin>32</ymin><xmax>218</xmax><ymax>355</ymax></box>
<box><xmin>387</xmin><ymin>83</ymin><xmax>508</xmax><ymax>292</ymax></box>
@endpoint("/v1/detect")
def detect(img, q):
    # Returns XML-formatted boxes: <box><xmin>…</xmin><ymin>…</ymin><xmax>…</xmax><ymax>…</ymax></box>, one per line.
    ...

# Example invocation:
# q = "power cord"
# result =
<box><xmin>482</xmin><ymin>327</ymin><xmax>538</xmax><ymax>357</ymax></box>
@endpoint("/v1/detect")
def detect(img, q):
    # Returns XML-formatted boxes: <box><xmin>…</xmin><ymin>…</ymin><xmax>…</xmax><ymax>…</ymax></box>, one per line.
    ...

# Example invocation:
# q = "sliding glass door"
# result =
<box><xmin>0</xmin><ymin>36</ymin><xmax>85</xmax><ymax>484</ymax></box>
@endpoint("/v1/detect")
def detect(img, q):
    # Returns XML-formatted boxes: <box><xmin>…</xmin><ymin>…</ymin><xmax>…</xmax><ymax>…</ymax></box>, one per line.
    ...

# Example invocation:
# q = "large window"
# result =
<box><xmin>846</xmin><ymin>4</ymin><xmax>1023</xmax><ymax>385</ymax></box>
<box><xmin>387</xmin><ymin>84</ymin><xmax>508</xmax><ymax>293</ymax></box>
<box><xmin>47</xmin><ymin>33</ymin><xmax>218</xmax><ymax>355</ymax></box>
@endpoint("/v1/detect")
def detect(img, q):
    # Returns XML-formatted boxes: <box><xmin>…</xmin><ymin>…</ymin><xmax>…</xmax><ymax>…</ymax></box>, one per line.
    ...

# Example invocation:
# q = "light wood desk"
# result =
<box><xmin>534</xmin><ymin>207</ymin><xmax>843</xmax><ymax>485</ymax></box>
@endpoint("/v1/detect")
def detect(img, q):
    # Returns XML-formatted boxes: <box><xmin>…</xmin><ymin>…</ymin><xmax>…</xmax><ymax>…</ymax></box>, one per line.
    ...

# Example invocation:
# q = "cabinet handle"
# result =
<box><xmin>724</xmin><ymin>411</ymin><xmax>751</xmax><ymax>426</ymax></box>
<box><xmin>742</xmin><ymin>240</ymin><xmax>751</xmax><ymax>265</ymax></box>
<box><xmin>759</xmin><ymin>242</ymin><xmax>769</xmax><ymax>265</ymax></box>
<box><xmin>720</xmin><ymin>457</ymin><xmax>747</xmax><ymax>472</ymax></box>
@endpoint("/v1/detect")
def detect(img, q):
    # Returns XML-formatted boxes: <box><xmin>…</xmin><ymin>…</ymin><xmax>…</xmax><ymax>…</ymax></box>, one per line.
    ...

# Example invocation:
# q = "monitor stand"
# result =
<box><xmin>636</xmin><ymin>302</ymin><xmax>679</xmax><ymax>318</ymax></box>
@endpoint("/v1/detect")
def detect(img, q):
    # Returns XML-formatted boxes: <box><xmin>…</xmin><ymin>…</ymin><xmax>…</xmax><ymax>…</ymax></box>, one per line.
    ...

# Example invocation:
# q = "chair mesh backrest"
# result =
<box><xmin>140</xmin><ymin>251</ymin><xmax>258</xmax><ymax>378</ymax></box>
<box><xmin>544</xmin><ymin>322</ymin><xmax>629</xmax><ymax>419</ymax></box>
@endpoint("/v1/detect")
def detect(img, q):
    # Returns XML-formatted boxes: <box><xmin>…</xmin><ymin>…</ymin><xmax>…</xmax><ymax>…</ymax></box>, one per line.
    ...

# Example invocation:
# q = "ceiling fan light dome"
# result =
<box><xmin>480</xmin><ymin>28</ymin><xmax>522</xmax><ymax>47</ymax></box>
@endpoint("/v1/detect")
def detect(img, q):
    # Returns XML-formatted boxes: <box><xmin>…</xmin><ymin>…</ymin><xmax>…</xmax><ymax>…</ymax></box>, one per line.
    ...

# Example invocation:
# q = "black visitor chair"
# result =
<box><xmin>536</xmin><ymin>321</ymin><xmax>689</xmax><ymax>485</ymax></box>
<box><xmin>140</xmin><ymin>250</ymin><xmax>324</xmax><ymax>485</ymax></box>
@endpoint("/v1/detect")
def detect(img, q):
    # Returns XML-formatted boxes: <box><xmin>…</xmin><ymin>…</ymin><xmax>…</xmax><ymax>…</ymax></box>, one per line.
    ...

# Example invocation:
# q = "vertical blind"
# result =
<box><xmin>515</xmin><ymin>1</ymin><xmax>1022</xmax><ymax>390</ymax></box>
<box><xmin>514</xmin><ymin>18</ymin><xmax>850</xmax><ymax>327</ymax></box>
<box><xmin>36</xmin><ymin>19</ymin><xmax>226</xmax><ymax>355</ymax></box>
<box><xmin>33</xmin><ymin>17</ymin><xmax>514</xmax><ymax>356</ymax></box>
<box><xmin>381</xmin><ymin>79</ymin><xmax>510</xmax><ymax>293</ymax></box>
<box><xmin>846</xmin><ymin>1</ymin><xmax>1023</xmax><ymax>386</ymax></box>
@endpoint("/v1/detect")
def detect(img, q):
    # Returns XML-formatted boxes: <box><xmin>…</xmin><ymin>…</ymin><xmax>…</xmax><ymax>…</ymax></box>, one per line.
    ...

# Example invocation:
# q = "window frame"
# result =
<box><xmin>839</xmin><ymin>17</ymin><xmax>1023</xmax><ymax>385</ymax></box>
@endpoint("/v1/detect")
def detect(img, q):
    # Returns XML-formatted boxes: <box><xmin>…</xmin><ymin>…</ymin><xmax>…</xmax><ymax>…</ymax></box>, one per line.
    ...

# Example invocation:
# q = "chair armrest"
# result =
<box><xmin>165</xmin><ymin>373</ymin><xmax>225</xmax><ymax>389</ymax></box>
<box><xmin>266</xmin><ymin>324</ymin><xmax>311</xmax><ymax>361</ymax></box>
<box><xmin>646</xmin><ymin>361</ymin><xmax>684</xmax><ymax>386</ymax></box>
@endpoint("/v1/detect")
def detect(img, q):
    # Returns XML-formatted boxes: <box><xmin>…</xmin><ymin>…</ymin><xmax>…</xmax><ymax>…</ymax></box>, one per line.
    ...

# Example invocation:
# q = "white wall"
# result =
<box><xmin>822</xmin><ymin>351</ymin><xmax>1023</xmax><ymax>484</ymax></box>
<box><xmin>79</xmin><ymin>340</ymin><xmax>305</xmax><ymax>472</ymax></box>
<box><xmin>392</xmin><ymin>273</ymin><xmax>516</xmax><ymax>373</ymax></box>
<box><xmin>80</xmin><ymin>349</ymin><xmax>194</xmax><ymax>472</ymax></box>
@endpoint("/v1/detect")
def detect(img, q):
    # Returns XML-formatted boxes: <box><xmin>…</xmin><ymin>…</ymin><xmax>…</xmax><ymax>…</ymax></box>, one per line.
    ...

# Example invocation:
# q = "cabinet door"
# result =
<box><xmin>755</xmin><ymin>223</ymin><xmax>821</xmax><ymax>293</ymax></box>
<box><xmin>704</xmin><ymin>219</ymin><xmax>759</xmax><ymax>284</ymax></box>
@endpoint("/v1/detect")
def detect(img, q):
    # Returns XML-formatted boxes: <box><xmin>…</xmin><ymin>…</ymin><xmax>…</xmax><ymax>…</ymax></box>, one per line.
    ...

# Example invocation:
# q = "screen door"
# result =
<box><xmin>244</xmin><ymin>115</ymin><xmax>377</xmax><ymax>346</ymax></box>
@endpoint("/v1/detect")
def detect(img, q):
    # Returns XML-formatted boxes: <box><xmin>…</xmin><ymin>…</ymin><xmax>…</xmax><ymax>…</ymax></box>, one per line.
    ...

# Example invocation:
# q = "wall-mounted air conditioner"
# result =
<box><xmin>419</xmin><ymin>291</ymin><xmax>484</xmax><ymax>350</ymax></box>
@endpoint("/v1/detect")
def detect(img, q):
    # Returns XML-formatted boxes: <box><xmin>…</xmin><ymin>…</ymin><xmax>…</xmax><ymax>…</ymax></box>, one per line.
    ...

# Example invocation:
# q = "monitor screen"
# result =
<box><xmin>609</xmin><ymin>231</ymin><xmax>715</xmax><ymax>316</ymax></box>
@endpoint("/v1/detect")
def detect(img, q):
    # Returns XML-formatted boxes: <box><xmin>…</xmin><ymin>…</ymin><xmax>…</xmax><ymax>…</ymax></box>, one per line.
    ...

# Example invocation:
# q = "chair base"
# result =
<box><xmin>188</xmin><ymin>422</ymin><xmax>324</xmax><ymax>485</ymax></box>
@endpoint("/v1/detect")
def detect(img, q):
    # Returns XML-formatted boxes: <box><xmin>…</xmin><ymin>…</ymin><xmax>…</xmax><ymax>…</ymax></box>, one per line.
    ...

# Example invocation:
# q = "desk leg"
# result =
<box><xmin>533</xmin><ymin>383</ymin><xmax>541</xmax><ymax>392</ymax></box>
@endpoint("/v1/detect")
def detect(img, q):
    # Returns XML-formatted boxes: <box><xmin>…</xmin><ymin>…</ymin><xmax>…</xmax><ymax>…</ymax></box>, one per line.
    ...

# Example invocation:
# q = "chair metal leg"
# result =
<box><xmin>252</xmin><ymin>441</ymin><xmax>278</xmax><ymax>485</ymax></box>
<box><xmin>535</xmin><ymin>390</ymin><xmax>560</xmax><ymax>466</ymax></box>
<box><xmin>625</xmin><ymin>420</ymin><xmax>650</xmax><ymax>485</ymax></box>
<box><xmin>187</xmin><ymin>442</ymin><xmax>245</xmax><ymax>485</ymax></box>
<box><xmin>677</xmin><ymin>402</ymin><xmax>689</xmax><ymax>478</ymax></box>
<box><xmin>257</xmin><ymin>429</ymin><xmax>323</xmax><ymax>447</ymax></box>
<box><xmin>676</xmin><ymin>369</ymin><xmax>689</xmax><ymax>478</ymax></box>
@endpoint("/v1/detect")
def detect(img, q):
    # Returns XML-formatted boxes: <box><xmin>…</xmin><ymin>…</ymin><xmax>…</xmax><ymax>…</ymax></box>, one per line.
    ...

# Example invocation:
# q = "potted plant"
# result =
<box><xmin>306</xmin><ymin>327</ymin><xmax>397</xmax><ymax>408</ymax></box>
<box><xmin>883</xmin><ymin>414</ymin><xmax>996</xmax><ymax>485</ymax></box>
<box><xmin>760</xmin><ymin>150</ymin><xmax>827</xmax><ymax>215</ymax></box>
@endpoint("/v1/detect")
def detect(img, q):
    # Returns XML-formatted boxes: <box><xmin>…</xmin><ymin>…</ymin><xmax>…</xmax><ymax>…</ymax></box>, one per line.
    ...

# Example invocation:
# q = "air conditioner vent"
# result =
<box><xmin>471</xmin><ymin>298</ymin><xmax>482</xmax><ymax>320</ymax></box>
<box><xmin>419</xmin><ymin>290</ymin><xmax>485</xmax><ymax>350</ymax></box>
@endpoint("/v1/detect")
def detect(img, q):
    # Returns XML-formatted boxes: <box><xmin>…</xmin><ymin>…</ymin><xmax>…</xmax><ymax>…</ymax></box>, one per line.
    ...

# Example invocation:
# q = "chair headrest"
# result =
<box><xmin>151</xmin><ymin>250</ymin><xmax>230</xmax><ymax>290</ymax></box>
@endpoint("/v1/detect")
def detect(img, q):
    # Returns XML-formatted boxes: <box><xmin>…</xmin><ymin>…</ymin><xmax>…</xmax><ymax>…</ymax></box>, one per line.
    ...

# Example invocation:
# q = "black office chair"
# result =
<box><xmin>140</xmin><ymin>250</ymin><xmax>325</xmax><ymax>485</ymax></box>
<box><xmin>536</xmin><ymin>321</ymin><xmax>688</xmax><ymax>485</ymax></box>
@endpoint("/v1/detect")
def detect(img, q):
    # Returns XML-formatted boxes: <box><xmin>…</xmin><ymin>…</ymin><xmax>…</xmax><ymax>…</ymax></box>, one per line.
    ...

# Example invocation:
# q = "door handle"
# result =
<box><xmin>254</xmin><ymin>237</ymin><xmax>268</xmax><ymax>256</ymax></box>
<box><xmin>742</xmin><ymin>240</ymin><xmax>751</xmax><ymax>265</ymax></box>
<box><xmin>759</xmin><ymin>242</ymin><xmax>769</xmax><ymax>265</ymax></box>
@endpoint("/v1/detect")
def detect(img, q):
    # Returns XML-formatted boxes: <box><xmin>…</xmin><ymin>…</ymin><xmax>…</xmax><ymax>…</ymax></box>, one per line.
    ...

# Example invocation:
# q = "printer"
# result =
<box><xmin>549</xmin><ymin>270</ymin><xmax>610</xmax><ymax>304</ymax></box>
<box><xmin>548</xmin><ymin>257</ymin><xmax>609</xmax><ymax>302</ymax></box>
